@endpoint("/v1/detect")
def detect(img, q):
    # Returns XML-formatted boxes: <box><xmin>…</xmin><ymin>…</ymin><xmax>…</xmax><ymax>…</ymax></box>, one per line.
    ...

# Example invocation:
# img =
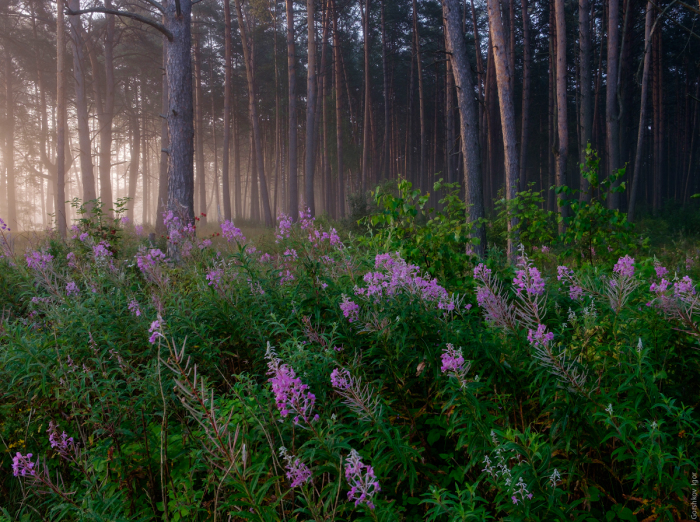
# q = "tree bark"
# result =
<box><xmin>486</xmin><ymin>0</ymin><xmax>519</xmax><ymax>261</ymax></box>
<box><xmin>333</xmin><ymin>0</ymin><xmax>345</xmax><ymax>217</ymax></box>
<box><xmin>606</xmin><ymin>0</ymin><xmax>621</xmax><ymax>209</ymax></box>
<box><xmin>141</xmin><ymin>102</ymin><xmax>149</xmax><ymax>224</ymax></box>
<box><xmin>555</xmin><ymin>0</ymin><xmax>568</xmax><ymax>232</ymax></box>
<box><xmin>413</xmin><ymin>0</ymin><xmax>427</xmax><ymax>193</ymax></box>
<box><xmin>286</xmin><ymin>0</ymin><xmax>298</xmax><ymax>219</ymax></box>
<box><xmin>127</xmin><ymin>81</ymin><xmax>141</xmax><ymax>222</ymax></box>
<box><xmin>628</xmin><ymin>0</ymin><xmax>652</xmax><ymax>223</ymax></box>
<box><xmin>445</xmin><ymin>57</ymin><xmax>456</xmax><ymax>184</ymax></box>
<box><xmin>305</xmin><ymin>0</ymin><xmax>317</xmax><ymax>214</ymax></box>
<box><xmin>156</xmin><ymin>39</ymin><xmax>169</xmax><ymax>236</ymax></box>
<box><xmin>381</xmin><ymin>0</ymin><xmax>390</xmax><ymax>181</ymax></box>
<box><xmin>101</xmin><ymin>0</ymin><xmax>116</xmax><ymax>212</ymax></box>
<box><xmin>193</xmin><ymin>26</ymin><xmax>207</xmax><ymax>223</ymax></box>
<box><xmin>443</xmin><ymin>0</ymin><xmax>486</xmax><ymax>257</ymax></box>
<box><xmin>5</xmin><ymin>53</ymin><xmax>16</xmax><ymax>231</ymax></box>
<box><xmin>519</xmin><ymin>0</ymin><xmax>531</xmax><ymax>192</ymax></box>
<box><xmin>361</xmin><ymin>0</ymin><xmax>372</xmax><ymax>191</ymax></box>
<box><xmin>68</xmin><ymin>0</ymin><xmax>97</xmax><ymax>206</ymax></box>
<box><xmin>320</xmin><ymin>1</ymin><xmax>332</xmax><ymax>216</ymax></box>
<box><xmin>578</xmin><ymin>0</ymin><xmax>593</xmax><ymax>200</ymax></box>
<box><xmin>234</xmin><ymin>0</ymin><xmax>273</xmax><ymax>226</ymax></box>
<box><xmin>222</xmin><ymin>0</ymin><xmax>233</xmax><ymax>221</ymax></box>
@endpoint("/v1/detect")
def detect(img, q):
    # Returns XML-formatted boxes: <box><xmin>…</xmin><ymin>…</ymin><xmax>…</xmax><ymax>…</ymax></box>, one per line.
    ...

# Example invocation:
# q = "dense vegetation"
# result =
<box><xmin>1</xmin><ymin>181</ymin><xmax>699</xmax><ymax>521</ymax></box>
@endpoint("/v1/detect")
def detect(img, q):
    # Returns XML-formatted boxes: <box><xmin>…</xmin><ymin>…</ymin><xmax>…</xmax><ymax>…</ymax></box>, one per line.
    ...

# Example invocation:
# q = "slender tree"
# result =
<box><xmin>193</xmin><ymin>25</ymin><xmax>207</xmax><ymax>223</ymax></box>
<box><xmin>361</xmin><ymin>0</ymin><xmax>372</xmax><ymax>191</ymax></box>
<box><xmin>156</xmin><ymin>40</ymin><xmax>169</xmax><ymax>236</ymax></box>
<box><xmin>222</xmin><ymin>0</ymin><xmax>233</xmax><ymax>221</ymax></box>
<box><xmin>555</xmin><ymin>0</ymin><xmax>568</xmax><ymax>231</ymax></box>
<box><xmin>5</xmin><ymin>53</ymin><xmax>16</xmax><ymax>230</ymax></box>
<box><xmin>305</xmin><ymin>0</ymin><xmax>317</xmax><ymax>215</ymax></box>
<box><xmin>578</xmin><ymin>0</ymin><xmax>593</xmax><ymax>200</ymax></box>
<box><xmin>606</xmin><ymin>0</ymin><xmax>621</xmax><ymax>209</ymax></box>
<box><xmin>519</xmin><ymin>0</ymin><xmax>531</xmax><ymax>191</ymax></box>
<box><xmin>286</xmin><ymin>0</ymin><xmax>298</xmax><ymax>219</ymax></box>
<box><xmin>333</xmin><ymin>0</ymin><xmax>345</xmax><ymax>217</ymax></box>
<box><xmin>56</xmin><ymin>0</ymin><xmax>68</xmax><ymax>236</ymax></box>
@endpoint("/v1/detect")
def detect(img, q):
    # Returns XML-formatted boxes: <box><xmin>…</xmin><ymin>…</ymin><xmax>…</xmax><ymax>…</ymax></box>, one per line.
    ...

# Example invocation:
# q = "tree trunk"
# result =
<box><xmin>555</xmin><ymin>0</ymin><xmax>568</xmax><ymax>232</ymax></box>
<box><xmin>101</xmin><ymin>0</ymin><xmax>115</xmax><ymax>212</ymax></box>
<box><xmin>5</xmin><ymin>53</ymin><xmax>16</xmax><ymax>231</ymax></box>
<box><xmin>320</xmin><ymin>2</ymin><xmax>332</xmax><ymax>216</ymax></box>
<box><xmin>68</xmin><ymin>0</ymin><xmax>97</xmax><ymax>206</ymax></box>
<box><xmin>222</xmin><ymin>0</ymin><xmax>233</xmax><ymax>221</ymax></box>
<box><xmin>286</xmin><ymin>0</ymin><xmax>298</xmax><ymax>219</ymax></box>
<box><xmin>127</xmin><ymin>81</ymin><xmax>141</xmax><ymax>222</ymax></box>
<box><xmin>233</xmin><ymin>102</ymin><xmax>241</xmax><ymax>217</ymax></box>
<box><xmin>578</xmin><ymin>0</ymin><xmax>593</xmax><ymax>200</ymax></box>
<box><xmin>193</xmin><ymin>27</ymin><xmax>207</xmax><ymax>224</ymax></box>
<box><xmin>606</xmin><ymin>0</ymin><xmax>621</xmax><ymax>209</ymax></box>
<box><xmin>164</xmin><ymin>0</ymin><xmax>195</xmax><ymax>223</ymax></box>
<box><xmin>628</xmin><ymin>0</ymin><xmax>652</xmax><ymax>223</ymax></box>
<box><xmin>445</xmin><ymin>57</ymin><xmax>456</xmax><ymax>184</ymax></box>
<box><xmin>361</xmin><ymin>0</ymin><xmax>372</xmax><ymax>191</ymax></box>
<box><xmin>156</xmin><ymin>39</ymin><xmax>169</xmax><ymax>236</ymax></box>
<box><xmin>333</xmin><ymin>0</ymin><xmax>345</xmax><ymax>217</ymax></box>
<box><xmin>305</xmin><ymin>0</ymin><xmax>317</xmax><ymax>214</ymax></box>
<box><xmin>519</xmin><ymin>0</ymin><xmax>531</xmax><ymax>192</ymax></box>
<box><xmin>234</xmin><ymin>0</ymin><xmax>273</xmax><ymax>226</ymax></box>
<box><xmin>142</xmin><ymin>103</ymin><xmax>149</xmax><ymax>225</ymax></box>
<box><xmin>486</xmin><ymin>0</ymin><xmax>519</xmax><ymax>261</ymax></box>
<box><xmin>443</xmin><ymin>0</ymin><xmax>486</xmax><ymax>257</ymax></box>
<box><xmin>413</xmin><ymin>0</ymin><xmax>426</xmax><ymax>193</ymax></box>
<box><xmin>381</xmin><ymin>0</ymin><xmax>390</xmax><ymax>181</ymax></box>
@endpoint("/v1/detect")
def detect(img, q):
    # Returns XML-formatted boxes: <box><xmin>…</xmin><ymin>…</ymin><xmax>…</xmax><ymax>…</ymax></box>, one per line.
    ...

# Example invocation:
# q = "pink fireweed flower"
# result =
<box><xmin>473</xmin><ymin>263</ymin><xmax>492</xmax><ymax>282</ymax></box>
<box><xmin>260</xmin><ymin>253</ymin><xmax>273</xmax><ymax>263</ymax></box>
<box><xmin>206</xmin><ymin>268</ymin><xmax>225</xmax><ymax>290</ymax></box>
<box><xmin>0</xmin><ymin>217</ymin><xmax>10</xmax><ymax>231</ymax></box>
<box><xmin>66</xmin><ymin>252</ymin><xmax>77</xmax><ymax>268</ymax></box>
<box><xmin>299</xmin><ymin>207</ymin><xmax>314</xmax><ymax>231</ymax></box>
<box><xmin>513</xmin><ymin>264</ymin><xmax>545</xmax><ymax>296</ymax></box>
<box><xmin>26</xmin><ymin>250</ymin><xmax>53</xmax><ymax>270</ymax></box>
<box><xmin>275</xmin><ymin>213</ymin><xmax>293</xmax><ymax>242</ymax></box>
<box><xmin>345</xmin><ymin>449</ymin><xmax>380</xmax><ymax>509</ymax></box>
<box><xmin>221</xmin><ymin>220</ymin><xmax>245</xmax><ymax>243</ymax></box>
<box><xmin>136</xmin><ymin>249</ymin><xmax>166</xmax><ymax>272</ymax></box>
<box><xmin>48</xmin><ymin>421</ymin><xmax>74</xmax><ymax>458</ymax></box>
<box><xmin>527</xmin><ymin>324</ymin><xmax>554</xmax><ymax>347</ymax></box>
<box><xmin>330</xmin><ymin>368</ymin><xmax>353</xmax><ymax>390</ymax></box>
<box><xmin>440</xmin><ymin>344</ymin><xmax>465</xmax><ymax>373</ymax></box>
<box><xmin>12</xmin><ymin>452</ymin><xmax>36</xmax><ymax>477</ymax></box>
<box><xmin>674</xmin><ymin>276</ymin><xmax>695</xmax><ymax>297</ymax></box>
<box><xmin>655</xmin><ymin>265</ymin><xmax>668</xmax><ymax>278</ymax></box>
<box><xmin>79</xmin><ymin>232</ymin><xmax>89</xmax><ymax>242</ymax></box>
<box><xmin>148</xmin><ymin>319</ymin><xmax>163</xmax><ymax>344</ymax></box>
<box><xmin>569</xmin><ymin>285</ymin><xmax>584</xmax><ymax>301</ymax></box>
<box><xmin>340</xmin><ymin>295</ymin><xmax>360</xmax><ymax>322</ymax></box>
<box><xmin>65</xmin><ymin>281</ymin><xmax>80</xmax><ymax>297</ymax></box>
<box><xmin>134</xmin><ymin>224</ymin><xmax>144</xmax><ymax>236</ymax></box>
<box><xmin>613</xmin><ymin>255</ymin><xmax>635</xmax><ymax>278</ymax></box>
<box><xmin>121</xmin><ymin>216</ymin><xmax>130</xmax><ymax>225</ymax></box>
<box><xmin>92</xmin><ymin>241</ymin><xmax>112</xmax><ymax>260</ymax></box>
<box><xmin>266</xmin><ymin>345</ymin><xmax>317</xmax><ymax>424</ymax></box>
<box><xmin>650</xmin><ymin>279</ymin><xmax>669</xmax><ymax>294</ymax></box>
<box><xmin>557</xmin><ymin>265</ymin><xmax>573</xmax><ymax>282</ymax></box>
<box><xmin>279</xmin><ymin>447</ymin><xmax>312</xmax><ymax>488</ymax></box>
<box><xmin>128</xmin><ymin>300</ymin><xmax>141</xmax><ymax>317</ymax></box>
<box><xmin>198</xmin><ymin>238</ymin><xmax>212</xmax><ymax>250</ymax></box>
<box><xmin>375</xmin><ymin>253</ymin><xmax>396</xmax><ymax>269</ymax></box>
<box><xmin>283</xmin><ymin>248</ymin><xmax>298</xmax><ymax>260</ymax></box>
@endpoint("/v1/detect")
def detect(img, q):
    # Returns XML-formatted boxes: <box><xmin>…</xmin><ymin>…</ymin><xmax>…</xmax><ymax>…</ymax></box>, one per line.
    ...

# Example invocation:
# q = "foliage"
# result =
<box><xmin>0</xmin><ymin>207</ymin><xmax>698</xmax><ymax>521</ymax></box>
<box><xmin>493</xmin><ymin>183</ymin><xmax>557</xmax><ymax>253</ymax></box>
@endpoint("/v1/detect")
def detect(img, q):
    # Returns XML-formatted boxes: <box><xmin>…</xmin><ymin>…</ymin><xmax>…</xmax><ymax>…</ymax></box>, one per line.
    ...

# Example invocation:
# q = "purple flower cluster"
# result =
<box><xmin>92</xmin><ymin>240</ymin><xmax>112</xmax><ymax>260</ymax></box>
<box><xmin>613</xmin><ymin>255</ymin><xmax>635</xmax><ymax>278</ymax></box>
<box><xmin>340</xmin><ymin>295</ymin><xmax>360</xmax><ymax>322</ymax></box>
<box><xmin>279</xmin><ymin>447</ymin><xmax>312</xmax><ymax>488</ymax></box>
<box><xmin>148</xmin><ymin>319</ymin><xmax>162</xmax><ymax>344</ymax></box>
<box><xmin>266</xmin><ymin>347</ymin><xmax>317</xmax><ymax>424</ymax></box>
<box><xmin>308</xmin><ymin>227</ymin><xmax>342</xmax><ymax>248</ymax></box>
<box><xmin>513</xmin><ymin>257</ymin><xmax>545</xmax><ymax>296</ymax></box>
<box><xmin>134</xmin><ymin>224</ymin><xmax>144</xmax><ymax>236</ymax></box>
<box><xmin>650</xmin><ymin>279</ymin><xmax>669</xmax><ymax>294</ymax></box>
<box><xmin>527</xmin><ymin>324</ymin><xmax>554</xmax><ymax>347</ymax></box>
<box><xmin>198</xmin><ymin>238</ymin><xmax>212</xmax><ymax>250</ymax></box>
<box><xmin>330</xmin><ymin>367</ymin><xmax>353</xmax><ymax>390</ymax></box>
<box><xmin>26</xmin><ymin>250</ymin><xmax>53</xmax><ymax>270</ymax></box>
<box><xmin>675</xmin><ymin>275</ymin><xmax>695</xmax><ymax>297</ymax></box>
<box><xmin>48</xmin><ymin>421</ymin><xmax>74</xmax><ymax>457</ymax></box>
<box><xmin>12</xmin><ymin>452</ymin><xmax>36</xmax><ymax>477</ymax></box>
<box><xmin>0</xmin><ymin>217</ymin><xmax>10</xmax><ymax>232</ymax></box>
<box><xmin>345</xmin><ymin>449</ymin><xmax>380</xmax><ymax>509</ymax></box>
<box><xmin>136</xmin><ymin>249</ymin><xmax>166</xmax><ymax>273</ymax></box>
<box><xmin>440</xmin><ymin>344</ymin><xmax>465</xmax><ymax>373</ymax></box>
<box><xmin>655</xmin><ymin>265</ymin><xmax>668</xmax><ymax>278</ymax></box>
<box><xmin>128</xmin><ymin>300</ymin><xmax>141</xmax><ymax>317</ymax></box>
<box><xmin>221</xmin><ymin>220</ymin><xmax>246</xmax><ymax>243</ymax></box>
<box><xmin>206</xmin><ymin>268</ymin><xmax>225</xmax><ymax>291</ymax></box>
<box><xmin>275</xmin><ymin>213</ymin><xmax>293</xmax><ymax>242</ymax></box>
<box><xmin>66</xmin><ymin>281</ymin><xmax>80</xmax><ymax>297</ymax></box>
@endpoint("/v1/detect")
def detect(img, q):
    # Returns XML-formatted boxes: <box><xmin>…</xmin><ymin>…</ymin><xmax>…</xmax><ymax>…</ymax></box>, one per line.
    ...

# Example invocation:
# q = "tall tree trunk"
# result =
<box><xmin>101</xmin><ymin>0</ymin><xmax>115</xmax><ymax>212</ymax></box>
<box><xmin>555</xmin><ymin>0</ymin><xmax>568</xmax><ymax>232</ymax></box>
<box><xmin>486</xmin><ymin>0</ymin><xmax>519</xmax><ymax>261</ymax></box>
<box><xmin>127</xmin><ymin>81</ymin><xmax>141</xmax><ymax>222</ymax></box>
<box><xmin>547</xmin><ymin>0</ymin><xmax>555</xmax><ymax>210</ymax></box>
<box><xmin>320</xmin><ymin>2</ymin><xmax>332</xmax><ymax>216</ymax></box>
<box><xmin>519</xmin><ymin>0</ymin><xmax>531</xmax><ymax>192</ymax></box>
<box><xmin>413</xmin><ymin>0</ymin><xmax>426</xmax><ymax>193</ymax></box>
<box><xmin>333</xmin><ymin>0</ymin><xmax>345</xmax><ymax>217</ymax></box>
<box><xmin>193</xmin><ymin>27</ymin><xmax>207</xmax><ymax>224</ymax></box>
<box><xmin>164</xmin><ymin>0</ymin><xmax>195</xmax><ymax>223</ymax></box>
<box><xmin>233</xmin><ymin>102</ymin><xmax>241</xmax><ymax>217</ymax></box>
<box><xmin>141</xmin><ymin>103</ymin><xmax>149</xmax><ymax>224</ymax></box>
<box><xmin>381</xmin><ymin>0</ymin><xmax>390</xmax><ymax>181</ymax></box>
<box><xmin>578</xmin><ymin>0</ymin><xmax>593</xmax><ymax>200</ymax></box>
<box><xmin>443</xmin><ymin>0</ymin><xmax>486</xmax><ymax>257</ymax></box>
<box><xmin>305</xmin><ymin>0</ymin><xmax>317</xmax><ymax>214</ymax></box>
<box><xmin>445</xmin><ymin>57</ymin><xmax>456</xmax><ymax>184</ymax></box>
<box><xmin>156</xmin><ymin>39</ymin><xmax>169</xmax><ymax>236</ymax></box>
<box><xmin>361</xmin><ymin>0</ymin><xmax>372</xmax><ymax>191</ymax></box>
<box><xmin>286</xmin><ymin>0</ymin><xmax>298</xmax><ymax>219</ymax></box>
<box><xmin>606</xmin><ymin>0</ymin><xmax>621</xmax><ymax>209</ymax></box>
<box><xmin>222</xmin><ymin>0</ymin><xmax>233</xmax><ymax>221</ymax></box>
<box><xmin>234</xmin><ymin>0</ymin><xmax>273</xmax><ymax>226</ymax></box>
<box><xmin>68</xmin><ymin>0</ymin><xmax>97</xmax><ymax>206</ymax></box>
<box><xmin>5</xmin><ymin>53</ymin><xmax>16</xmax><ymax>231</ymax></box>
<box><xmin>628</xmin><ymin>0</ymin><xmax>652</xmax><ymax>223</ymax></box>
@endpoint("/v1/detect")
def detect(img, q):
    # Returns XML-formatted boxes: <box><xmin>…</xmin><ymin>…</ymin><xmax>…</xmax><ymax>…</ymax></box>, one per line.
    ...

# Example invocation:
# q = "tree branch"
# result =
<box><xmin>140</xmin><ymin>0</ymin><xmax>166</xmax><ymax>14</ymax></box>
<box><xmin>66</xmin><ymin>7</ymin><xmax>173</xmax><ymax>41</ymax></box>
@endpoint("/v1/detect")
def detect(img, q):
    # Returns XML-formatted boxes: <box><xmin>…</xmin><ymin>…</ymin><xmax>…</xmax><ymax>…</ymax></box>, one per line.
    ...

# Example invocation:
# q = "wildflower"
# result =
<box><xmin>260</xmin><ymin>253</ymin><xmax>272</xmax><ymax>263</ymax></box>
<box><xmin>512</xmin><ymin>477</ymin><xmax>532</xmax><ymax>503</ymax></box>
<box><xmin>198</xmin><ymin>238</ymin><xmax>212</xmax><ymax>250</ymax></box>
<box><xmin>0</xmin><ymin>217</ymin><xmax>10</xmax><ymax>231</ymax></box>
<box><xmin>275</xmin><ymin>213</ymin><xmax>293</xmax><ymax>242</ymax></box>
<box><xmin>136</xmin><ymin>249</ymin><xmax>166</xmax><ymax>272</ymax></box>
<box><xmin>92</xmin><ymin>241</ymin><xmax>112</xmax><ymax>260</ymax></box>
<box><xmin>637</xmin><ymin>338</ymin><xmax>643</xmax><ymax>353</ymax></box>
<box><xmin>79</xmin><ymin>232</ymin><xmax>89</xmax><ymax>242</ymax></box>
<box><xmin>549</xmin><ymin>468</ymin><xmax>561</xmax><ymax>488</ymax></box>
<box><xmin>340</xmin><ymin>295</ymin><xmax>360</xmax><ymax>323</ymax></box>
<box><xmin>221</xmin><ymin>220</ymin><xmax>245</xmax><ymax>243</ymax></box>
<box><xmin>473</xmin><ymin>263</ymin><xmax>492</xmax><ymax>281</ymax></box>
<box><xmin>66</xmin><ymin>281</ymin><xmax>80</xmax><ymax>297</ymax></box>
<box><xmin>134</xmin><ymin>224</ymin><xmax>144</xmax><ymax>236</ymax></box>
<box><xmin>283</xmin><ymin>248</ymin><xmax>298</xmax><ymax>260</ymax></box>
<box><xmin>121</xmin><ymin>216</ymin><xmax>129</xmax><ymax>225</ymax></box>
<box><xmin>513</xmin><ymin>256</ymin><xmax>545</xmax><ymax>296</ymax></box>
<box><xmin>345</xmin><ymin>449</ymin><xmax>380</xmax><ymax>509</ymax></box>
<box><xmin>655</xmin><ymin>265</ymin><xmax>668</xmax><ymax>278</ymax></box>
<box><xmin>613</xmin><ymin>255</ymin><xmax>635</xmax><ymax>278</ymax></box>
<box><xmin>527</xmin><ymin>324</ymin><xmax>553</xmax><ymax>347</ymax></box>
<box><xmin>605</xmin><ymin>403</ymin><xmax>614</xmax><ymax>416</ymax></box>
<box><xmin>569</xmin><ymin>285</ymin><xmax>584</xmax><ymax>300</ymax></box>
<box><xmin>541</xmin><ymin>245</ymin><xmax>550</xmax><ymax>253</ymax></box>
<box><xmin>26</xmin><ymin>250</ymin><xmax>53</xmax><ymax>270</ymax></box>
<box><xmin>206</xmin><ymin>268</ymin><xmax>225</xmax><ymax>290</ymax></box>
<box><xmin>440</xmin><ymin>344</ymin><xmax>465</xmax><ymax>373</ymax></box>
<box><xmin>674</xmin><ymin>276</ymin><xmax>695</xmax><ymax>297</ymax></box>
<box><xmin>48</xmin><ymin>421</ymin><xmax>74</xmax><ymax>458</ymax></box>
<box><xmin>266</xmin><ymin>345</ymin><xmax>317</xmax><ymax>424</ymax></box>
<box><xmin>331</xmin><ymin>368</ymin><xmax>353</xmax><ymax>390</ymax></box>
<box><xmin>279</xmin><ymin>447</ymin><xmax>312</xmax><ymax>488</ymax></box>
<box><xmin>128</xmin><ymin>300</ymin><xmax>141</xmax><ymax>317</ymax></box>
<box><xmin>148</xmin><ymin>319</ymin><xmax>162</xmax><ymax>344</ymax></box>
<box><xmin>12</xmin><ymin>452</ymin><xmax>36</xmax><ymax>477</ymax></box>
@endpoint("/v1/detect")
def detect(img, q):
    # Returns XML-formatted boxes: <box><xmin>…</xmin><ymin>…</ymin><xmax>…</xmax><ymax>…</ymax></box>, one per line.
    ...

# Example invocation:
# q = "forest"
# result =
<box><xmin>1</xmin><ymin>0</ymin><xmax>700</xmax><ymax>520</ymax></box>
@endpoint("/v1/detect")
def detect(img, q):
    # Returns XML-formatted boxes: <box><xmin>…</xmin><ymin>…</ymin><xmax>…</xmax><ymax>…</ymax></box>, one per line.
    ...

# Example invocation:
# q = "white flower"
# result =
<box><xmin>605</xmin><ymin>404</ymin><xmax>614</xmax><ymax>416</ymax></box>
<box><xmin>549</xmin><ymin>468</ymin><xmax>561</xmax><ymax>487</ymax></box>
